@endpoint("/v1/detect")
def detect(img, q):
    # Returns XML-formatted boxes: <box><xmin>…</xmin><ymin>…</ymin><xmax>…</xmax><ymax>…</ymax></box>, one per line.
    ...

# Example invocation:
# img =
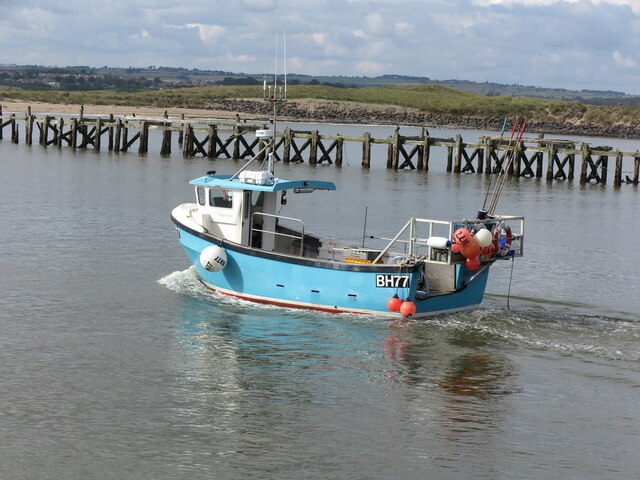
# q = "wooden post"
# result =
<box><xmin>390</xmin><ymin>128</ymin><xmax>400</xmax><ymax>169</ymax></box>
<box><xmin>0</xmin><ymin>105</ymin><xmax>2</xmax><ymax>140</ymax></box>
<box><xmin>513</xmin><ymin>144</ymin><xmax>522</xmax><ymax>177</ymax></box>
<box><xmin>535</xmin><ymin>151</ymin><xmax>544</xmax><ymax>178</ymax></box>
<box><xmin>567</xmin><ymin>154</ymin><xmax>575</xmax><ymax>181</ymax></box>
<box><xmin>362</xmin><ymin>132</ymin><xmax>371</xmax><ymax>168</ymax></box>
<box><xmin>546</xmin><ymin>142</ymin><xmax>555</xmax><ymax>180</ymax></box>
<box><xmin>42</xmin><ymin>116</ymin><xmax>50</xmax><ymax>146</ymax></box>
<box><xmin>483</xmin><ymin>137</ymin><xmax>492</xmax><ymax>175</ymax></box>
<box><xmin>335</xmin><ymin>136</ymin><xmax>343</xmax><ymax>166</ymax></box>
<box><xmin>178</xmin><ymin>114</ymin><xmax>185</xmax><ymax>145</ymax></box>
<box><xmin>283</xmin><ymin>127</ymin><xmax>292</xmax><ymax>163</ymax></box>
<box><xmin>206</xmin><ymin>125</ymin><xmax>216</xmax><ymax>158</ymax></box>
<box><xmin>70</xmin><ymin>118</ymin><xmax>78</xmax><ymax>149</ymax></box>
<box><xmin>182</xmin><ymin>124</ymin><xmax>191</xmax><ymax>158</ymax></box>
<box><xmin>11</xmin><ymin>117</ymin><xmax>18</xmax><ymax>143</ymax></box>
<box><xmin>614</xmin><ymin>150</ymin><xmax>623</xmax><ymax>187</ymax></box>
<box><xmin>232</xmin><ymin>125</ymin><xmax>241</xmax><ymax>160</ymax></box>
<box><xmin>25</xmin><ymin>107</ymin><xmax>33</xmax><ymax>145</ymax></box>
<box><xmin>309</xmin><ymin>130</ymin><xmax>319</xmax><ymax>165</ymax></box>
<box><xmin>580</xmin><ymin>143</ymin><xmax>590</xmax><ymax>183</ymax></box>
<box><xmin>114</xmin><ymin>119</ymin><xmax>122</xmax><ymax>152</ymax></box>
<box><xmin>600</xmin><ymin>155</ymin><xmax>609</xmax><ymax>184</ymax></box>
<box><xmin>161</xmin><ymin>123</ymin><xmax>172</xmax><ymax>155</ymax></box>
<box><xmin>121</xmin><ymin>122</ymin><xmax>129</xmax><ymax>152</ymax></box>
<box><xmin>420</xmin><ymin>134</ymin><xmax>431</xmax><ymax>171</ymax></box>
<box><xmin>107</xmin><ymin>114</ymin><xmax>114</xmax><ymax>151</ymax></box>
<box><xmin>94</xmin><ymin>118</ymin><xmax>102</xmax><ymax>151</ymax></box>
<box><xmin>453</xmin><ymin>134</ymin><xmax>462</xmax><ymax>173</ymax></box>
<box><xmin>56</xmin><ymin>118</ymin><xmax>64</xmax><ymax>147</ymax></box>
<box><xmin>138</xmin><ymin>121</ymin><xmax>148</xmax><ymax>154</ymax></box>
<box><xmin>446</xmin><ymin>146</ymin><xmax>453</xmax><ymax>172</ymax></box>
<box><xmin>633</xmin><ymin>156</ymin><xmax>640</xmax><ymax>185</ymax></box>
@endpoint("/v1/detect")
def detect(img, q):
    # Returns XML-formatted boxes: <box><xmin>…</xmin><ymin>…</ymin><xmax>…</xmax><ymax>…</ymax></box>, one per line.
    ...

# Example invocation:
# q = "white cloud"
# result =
<box><xmin>613</xmin><ymin>50</ymin><xmax>638</xmax><ymax>67</ymax></box>
<box><xmin>185</xmin><ymin>23</ymin><xmax>225</xmax><ymax>46</ymax></box>
<box><xmin>472</xmin><ymin>0</ymin><xmax>640</xmax><ymax>14</ymax></box>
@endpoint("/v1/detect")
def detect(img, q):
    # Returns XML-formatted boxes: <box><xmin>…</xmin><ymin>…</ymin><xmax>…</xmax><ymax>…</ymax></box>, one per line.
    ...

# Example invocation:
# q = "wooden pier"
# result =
<box><xmin>1</xmin><ymin>105</ymin><xmax>638</xmax><ymax>186</ymax></box>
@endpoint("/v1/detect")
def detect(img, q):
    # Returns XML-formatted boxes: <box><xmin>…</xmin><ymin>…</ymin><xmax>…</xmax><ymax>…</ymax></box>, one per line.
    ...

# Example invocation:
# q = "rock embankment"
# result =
<box><xmin>199</xmin><ymin>98</ymin><xmax>640</xmax><ymax>139</ymax></box>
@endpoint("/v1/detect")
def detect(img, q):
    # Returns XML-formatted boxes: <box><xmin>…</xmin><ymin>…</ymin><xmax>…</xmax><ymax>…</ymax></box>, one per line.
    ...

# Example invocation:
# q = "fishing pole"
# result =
<box><xmin>483</xmin><ymin>117</ymin><xmax>520</xmax><ymax>217</ymax></box>
<box><xmin>488</xmin><ymin>119</ymin><xmax>527</xmax><ymax>216</ymax></box>
<box><xmin>478</xmin><ymin>117</ymin><xmax>508</xmax><ymax>219</ymax></box>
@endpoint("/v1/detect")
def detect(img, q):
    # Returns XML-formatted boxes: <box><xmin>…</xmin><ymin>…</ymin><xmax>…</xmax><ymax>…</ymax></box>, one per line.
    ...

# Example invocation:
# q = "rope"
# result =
<box><xmin>507</xmin><ymin>256</ymin><xmax>515</xmax><ymax>310</ymax></box>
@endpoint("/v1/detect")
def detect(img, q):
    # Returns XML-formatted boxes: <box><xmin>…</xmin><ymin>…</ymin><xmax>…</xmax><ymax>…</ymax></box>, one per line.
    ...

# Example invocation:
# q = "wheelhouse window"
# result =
<box><xmin>196</xmin><ymin>187</ymin><xmax>206</xmax><ymax>206</ymax></box>
<box><xmin>210</xmin><ymin>189</ymin><xmax>233</xmax><ymax>208</ymax></box>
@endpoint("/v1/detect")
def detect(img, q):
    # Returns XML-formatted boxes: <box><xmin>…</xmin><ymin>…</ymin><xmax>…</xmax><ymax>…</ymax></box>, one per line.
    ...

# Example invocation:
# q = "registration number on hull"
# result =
<box><xmin>375</xmin><ymin>274</ymin><xmax>410</xmax><ymax>288</ymax></box>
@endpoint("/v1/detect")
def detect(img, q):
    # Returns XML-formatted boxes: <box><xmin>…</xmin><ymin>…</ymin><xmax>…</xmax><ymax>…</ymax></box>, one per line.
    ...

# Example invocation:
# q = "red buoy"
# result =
<box><xmin>460</xmin><ymin>236</ymin><xmax>481</xmax><ymax>259</ymax></box>
<box><xmin>466</xmin><ymin>256</ymin><xmax>481</xmax><ymax>270</ymax></box>
<box><xmin>451</xmin><ymin>243</ymin><xmax>461</xmax><ymax>253</ymax></box>
<box><xmin>453</xmin><ymin>228</ymin><xmax>472</xmax><ymax>246</ymax></box>
<box><xmin>482</xmin><ymin>243</ymin><xmax>496</xmax><ymax>256</ymax></box>
<box><xmin>400</xmin><ymin>300</ymin><xmax>417</xmax><ymax>317</ymax></box>
<box><xmin>387</xmin><ymin>294</ymin><xmax>402</xmax><ymax>312</ymax></box>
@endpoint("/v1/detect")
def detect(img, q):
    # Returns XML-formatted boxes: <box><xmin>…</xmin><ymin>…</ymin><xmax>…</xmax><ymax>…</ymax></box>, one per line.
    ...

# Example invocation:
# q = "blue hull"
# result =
<box><xmin>175</xmin><ymin>226</ymin><xmax>491</xmax><ymax>318</ymax></box>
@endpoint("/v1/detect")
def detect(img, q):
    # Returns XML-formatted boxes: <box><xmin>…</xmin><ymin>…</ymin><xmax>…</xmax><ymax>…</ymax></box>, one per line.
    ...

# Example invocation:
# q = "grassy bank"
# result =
<box><xmin>1</xmin><ymin>84</ymin><xmax>639</xmax><ymax>129</ymax></box>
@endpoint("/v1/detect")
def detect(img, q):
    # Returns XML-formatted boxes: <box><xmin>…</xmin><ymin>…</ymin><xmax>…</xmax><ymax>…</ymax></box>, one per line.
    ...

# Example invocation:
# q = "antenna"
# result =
<box><xmin>283</xmin><ymin>29</ymin><xmax>287</xmax><ymax>100</ymax></box>
<box><xmin>263</xmin><ymin>29</ymin><xmax>288</xmax><ymax>174</ymax></box>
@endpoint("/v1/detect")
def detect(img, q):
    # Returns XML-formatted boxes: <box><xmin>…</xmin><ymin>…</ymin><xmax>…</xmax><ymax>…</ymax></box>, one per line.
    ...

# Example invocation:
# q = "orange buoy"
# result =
<box><xmin>466</xmin><ymin>256</ymin><xmax>481</xmax><ymax>270</ymax></box>
<box><xmin>460</xmin><ymin>236</ymin><xmax>480</xmax><ymax>259</ymax></box>
<box><xmin>400</xmin><ymin>300</ymin><xmax>417</xmax><ymax>317</ymax></box>
<box><xmin>451</xmin><ymin>243</ymin><xmax>461</xmax><ymax>253</ymax></box>
<box><xmin>453</xmin><ymin>228</ymin><xmax>472</xmax><ymax>246</ymax></box>
<box><xmin>387</xmin><ymin>294</ymin><xmax>402</xmax><ymax>312</ymax></box>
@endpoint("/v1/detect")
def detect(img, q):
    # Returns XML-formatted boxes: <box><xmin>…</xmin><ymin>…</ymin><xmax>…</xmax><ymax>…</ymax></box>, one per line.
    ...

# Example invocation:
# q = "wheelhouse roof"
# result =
<box><xmin>189</xmin><ymin>174</ymin><xmax>336</xmax><ymax>192</ymax></box>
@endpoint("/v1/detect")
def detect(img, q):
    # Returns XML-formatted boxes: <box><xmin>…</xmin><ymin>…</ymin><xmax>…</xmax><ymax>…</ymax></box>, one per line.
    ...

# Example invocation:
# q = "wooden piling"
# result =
<box><xmin>614</xmin><ymin>150</ymin><xmax>623</xmax><ymax>187</ymax></box>
<box><xmin>11</xmin><ymin>117</ymin><xmax>18</xmax><ymax>143</ymax></box>
<box><xmin>419</xmin><ymin>134</ymin><xmax>431</xmax><ymax>171</ymax></box>
<box><xmin>138</xmin><ymin>121</ymin><xmax>148</xmax><ymax>154</ymax></box>
<box><xmin>114</xmin><ymin>119</ymin><xmax>122</xmax><ymax>152</ymax></box>
<box><xmin>362</xmin><ymin>132</ymin><xmax>371</xmax><ymax>168</ymax></box>
<box><xmin>94</xmin><ymin>118</ymin><xmax>102</xmax><ymax>151</ymax></box>
<box><xmin>283</xmin><ymin>128</ymin><xmax>292</xmax><ymax>163</ymax></box>
<box><xmin>453</xmin><ymin>134</ymin><xmax>462</xmax><ymax>173</ymax></box>
<box><xmin>335</xmin><ymin>136</ymin><xmax>344</xmax><ymax>166</ymax></box>
<box><xmin>2</xmin><ymin>107</ymin><xmax>640</xmax><ymax>188</ymax></box>
<box><xmin>56</xmin><ymin>118</ymin><xmax>64</xmax><ymax>147</ymax></box>
<box><xmin>580</xmin><ymin>144</ymin><xmax>590</xmax><ymax>184</ymax></box>
<box><xmin>309</xmin><ymin>130</ymin><xmax>319</xmax><ymax>165</ymax></box>
<box><xmin>25</xmin><ymin>107</ymin><xmax>33</xmax><ymax>145</ymax></box>
<box><xmin>108</xmin><ymin>114</ymin><xmax>114</xmax><ymax>151</ymax></box>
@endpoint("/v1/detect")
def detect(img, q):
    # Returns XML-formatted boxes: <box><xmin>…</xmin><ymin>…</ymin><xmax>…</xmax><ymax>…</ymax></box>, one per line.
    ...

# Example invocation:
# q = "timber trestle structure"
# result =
<box><xmin>1</xmin><ymin>105</ymin><xmax>638</xmax><ymax>187</ymax></box>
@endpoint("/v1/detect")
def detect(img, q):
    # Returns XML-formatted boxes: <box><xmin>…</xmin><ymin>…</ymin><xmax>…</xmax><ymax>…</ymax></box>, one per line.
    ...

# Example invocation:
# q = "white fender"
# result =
<box><xmin>199</xmin><ymin>245</ymin><xmax>227</xmax><ymax>272</ymax></box>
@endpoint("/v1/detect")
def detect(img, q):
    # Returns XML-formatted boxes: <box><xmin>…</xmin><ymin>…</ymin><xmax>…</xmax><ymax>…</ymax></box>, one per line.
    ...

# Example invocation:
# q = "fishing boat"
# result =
<box><xmin>171</xmin><ymin>51</ymin><xmax>525</xmax><ymax>317</ymax></box>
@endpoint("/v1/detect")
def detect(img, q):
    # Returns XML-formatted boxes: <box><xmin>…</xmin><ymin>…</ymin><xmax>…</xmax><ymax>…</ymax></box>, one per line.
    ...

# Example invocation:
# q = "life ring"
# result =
<box><xmin>492</xmin><ymin>223</ymin><xmax>512</xmax><ymax>256</ymax></box>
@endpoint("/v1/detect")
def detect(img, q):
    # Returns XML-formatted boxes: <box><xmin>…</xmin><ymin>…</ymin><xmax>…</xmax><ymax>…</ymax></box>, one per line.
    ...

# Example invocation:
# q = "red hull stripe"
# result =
<box><xmin>206</xmin><ymin>285</ymin><xmax>372</xmax><ymax>316</ymax></box>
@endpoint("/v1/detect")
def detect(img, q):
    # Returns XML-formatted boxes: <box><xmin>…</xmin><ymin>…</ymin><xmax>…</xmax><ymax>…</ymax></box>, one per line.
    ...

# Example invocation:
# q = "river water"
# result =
<box><xmin>0</xmin><ymin>120</ymin><xmax>638</xmax><ymax>479</ymax></box>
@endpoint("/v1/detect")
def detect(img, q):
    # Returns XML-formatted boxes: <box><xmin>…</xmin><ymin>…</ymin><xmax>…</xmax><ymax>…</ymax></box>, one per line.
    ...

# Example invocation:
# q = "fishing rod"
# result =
<box><xmin>478</xmin><ymin>117</ymin><xmax>508</xmax><ymax>219</ymax></box>
<box><xmin>487</xmin><ymin>119</ymin><xmax>527</xmax><ymax>216</ymax></box>
<box><xmin>478</xmin><ymin>117</ymin><xmax>519</xmax><ymax>219</ymax></box>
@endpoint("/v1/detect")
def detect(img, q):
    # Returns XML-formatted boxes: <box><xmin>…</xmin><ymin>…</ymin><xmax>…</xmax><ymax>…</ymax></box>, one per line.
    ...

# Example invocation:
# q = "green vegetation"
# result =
<box><xmin>1</xmin><ymin>84</ymin><xmax>639</xmax><ymax>128</ymax></box>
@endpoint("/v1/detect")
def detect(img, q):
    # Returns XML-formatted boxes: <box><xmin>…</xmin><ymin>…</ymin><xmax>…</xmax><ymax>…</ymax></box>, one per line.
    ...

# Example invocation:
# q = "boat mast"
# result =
<box><xmin>265</xmin><ymin>29</ymin><xmax>287</xmax><ymax>175</ymax></box>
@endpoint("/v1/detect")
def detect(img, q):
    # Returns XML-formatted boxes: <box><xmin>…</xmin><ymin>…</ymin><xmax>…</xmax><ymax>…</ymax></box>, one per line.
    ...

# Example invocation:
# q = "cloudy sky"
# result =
<box><xmin>1</xmin><ymin>0</ymin><xmax>640</xmax><ymax>94</ymax></box>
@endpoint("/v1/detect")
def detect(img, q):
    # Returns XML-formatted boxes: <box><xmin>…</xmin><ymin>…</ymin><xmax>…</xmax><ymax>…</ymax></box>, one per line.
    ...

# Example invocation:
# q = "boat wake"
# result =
<box><xmin>423</xmin><ymin>305</ymin><xmax>640</xmax><ymax>362</ymax></box>
<box><xmin>158</xmin><ymin>268</ymin><xmax>639</xmax><ymax>362</ymax></box>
